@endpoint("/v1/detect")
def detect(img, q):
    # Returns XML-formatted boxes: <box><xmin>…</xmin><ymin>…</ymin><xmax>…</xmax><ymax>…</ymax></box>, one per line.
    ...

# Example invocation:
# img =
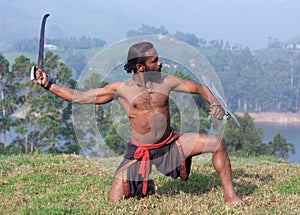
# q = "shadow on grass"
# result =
<box><xmin>157</xmin><ymin>168</ymin><xmax>274</xmax><ymax>198</ymax></box>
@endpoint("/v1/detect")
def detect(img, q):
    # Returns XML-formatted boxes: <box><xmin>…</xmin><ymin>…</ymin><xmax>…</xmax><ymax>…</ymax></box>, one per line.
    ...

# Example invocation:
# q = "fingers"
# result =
<box><xmin>34</xmin><ymin>68</ymin><xmax>48</xmax><ymax>86</ymax></box>
<box><xmin>209</xmin><ymin>105</ymin><xmax>225</xmax><ymax>120</ymax></box>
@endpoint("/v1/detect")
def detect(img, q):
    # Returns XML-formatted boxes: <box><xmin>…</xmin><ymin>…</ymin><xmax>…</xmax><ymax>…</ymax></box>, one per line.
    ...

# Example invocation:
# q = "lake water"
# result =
<box><xmin>256</xmin><ymin>123</ymin><xmax>300</xmax><ymax>163</ymax></box>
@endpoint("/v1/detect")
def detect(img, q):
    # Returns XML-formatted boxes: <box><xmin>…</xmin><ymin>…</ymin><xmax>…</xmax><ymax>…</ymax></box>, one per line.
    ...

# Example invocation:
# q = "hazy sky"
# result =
<box><xmin>1</xmin><ymin>0</ymin><xmax>300</xmax><ymax>49</ymax></box>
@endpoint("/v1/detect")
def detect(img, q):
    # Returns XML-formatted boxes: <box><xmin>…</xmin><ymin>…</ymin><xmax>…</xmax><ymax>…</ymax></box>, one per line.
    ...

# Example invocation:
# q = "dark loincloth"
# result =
<box><xmin>115</xmin><ymin>132</ymin><xmax>192</xmax><ymax>198</ymax></box>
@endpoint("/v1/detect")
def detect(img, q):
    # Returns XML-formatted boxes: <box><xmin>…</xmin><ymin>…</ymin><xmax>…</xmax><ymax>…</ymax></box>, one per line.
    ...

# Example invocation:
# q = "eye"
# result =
<box><xmin>152</xmin><ymin>56</ymin><xmax>158</xmax><ymax>63</ymax></box>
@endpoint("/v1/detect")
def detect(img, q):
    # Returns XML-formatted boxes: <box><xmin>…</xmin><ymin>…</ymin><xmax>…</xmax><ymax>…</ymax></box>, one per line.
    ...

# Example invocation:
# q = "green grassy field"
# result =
<box><xmin>0</xmin><ymin>154</ymin><xmax>299</xmax><ymax>215</ymax></box>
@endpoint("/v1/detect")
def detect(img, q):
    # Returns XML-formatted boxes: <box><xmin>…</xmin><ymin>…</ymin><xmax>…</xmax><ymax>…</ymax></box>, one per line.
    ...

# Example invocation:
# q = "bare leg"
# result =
<box><xmin>108</xmin><ymin>171</ymin><xmax>161</xmax><ymax>201</ymax></box>
<box><xmin>178</xmin><ymin>133</ymin><xmax>244</xmax><ymax>205</ymax></box>
<box><xmin>212</xmin><ymin>139</ymin><xmax>243</xmax><ymax>204</ymax></box>
<box><xmin>108</xmin><ymin>171</ymin><xmax>125</xmax><ymax>201</ymax></box>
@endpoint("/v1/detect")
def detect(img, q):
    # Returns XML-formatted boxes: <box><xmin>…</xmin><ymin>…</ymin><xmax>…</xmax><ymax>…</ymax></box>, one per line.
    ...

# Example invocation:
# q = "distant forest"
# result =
<box><xmin>0</xmin><ymin>24</ymin><xmax>297</xmax><ymax>158</ymax></box>
<box><xmin>6</xmin><ymin>24</ymin><xmax>300</xmax><ymax>113</ymax></box>
<box><xmin>127</xmin><ymin>24</ymin><xmax>300</xmax><ymax>113</ymax></box>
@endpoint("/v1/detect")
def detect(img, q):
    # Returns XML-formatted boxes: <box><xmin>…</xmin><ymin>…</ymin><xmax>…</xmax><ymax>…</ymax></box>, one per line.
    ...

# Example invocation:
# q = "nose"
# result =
<box><xmin>158</xmin><ymin>59</ymin><xmax>162</xmax><ymax>67</ymax></box>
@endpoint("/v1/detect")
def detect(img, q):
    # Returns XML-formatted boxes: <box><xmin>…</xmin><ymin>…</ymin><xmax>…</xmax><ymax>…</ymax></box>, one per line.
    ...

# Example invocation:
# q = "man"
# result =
<box><xmin>35</xmin><ymin>41</ymin><xmax>243</xmax><ymax>204</ymax></box>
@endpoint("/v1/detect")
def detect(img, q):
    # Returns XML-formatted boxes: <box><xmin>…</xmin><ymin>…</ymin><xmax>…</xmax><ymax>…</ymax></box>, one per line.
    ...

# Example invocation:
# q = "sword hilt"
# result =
<box><xmin>223</xmin><ymin>113</ymin><xmax>231</xmax><ymax>120</ymax></box>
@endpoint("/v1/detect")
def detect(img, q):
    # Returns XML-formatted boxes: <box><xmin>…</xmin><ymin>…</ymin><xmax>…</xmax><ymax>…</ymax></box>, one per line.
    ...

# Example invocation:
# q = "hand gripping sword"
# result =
<box><xmin>31</xmin><ymin>14</ymin><xmax>50</xmax><ymax>81</ymax></box>
<box><xmin>202</xmin><ymin>76</ymin><xmax>241</xmax><ymax>128</ymax></box>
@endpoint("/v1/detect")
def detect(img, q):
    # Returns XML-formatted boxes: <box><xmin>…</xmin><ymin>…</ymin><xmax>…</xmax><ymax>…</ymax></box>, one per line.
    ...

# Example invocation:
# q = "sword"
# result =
<box><xmin>31</xmin><ymin>14</ymin><xmax>50</xmax><ymax>81</ymax></box>
<box><xmin>202</xmin><ymin>76</ymin><xmax>241</xmax><ymax>128</ymax></box>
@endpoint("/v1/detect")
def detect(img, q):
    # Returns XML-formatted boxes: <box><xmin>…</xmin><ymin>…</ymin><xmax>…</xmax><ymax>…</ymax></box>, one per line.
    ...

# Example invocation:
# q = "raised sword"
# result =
<box><xmin>31</xmin><ymin>14</ymin><xmax>50</xmax><ymax>81</ymax></box>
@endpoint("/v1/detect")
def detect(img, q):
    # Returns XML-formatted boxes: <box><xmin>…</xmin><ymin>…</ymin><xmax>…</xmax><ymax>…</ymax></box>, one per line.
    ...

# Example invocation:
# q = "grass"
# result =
<box><xmin>0</xmin><ymin>154</ymin><xmax>299</xmax><ymax>215</ymax></box>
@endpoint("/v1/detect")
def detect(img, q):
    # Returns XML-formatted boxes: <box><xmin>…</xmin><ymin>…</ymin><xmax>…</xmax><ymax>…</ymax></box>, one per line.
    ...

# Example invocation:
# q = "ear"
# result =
<box><xmin>136</xmin><ymin>63</ymin><xmax>145</xmax><ymax>72</ymax></box>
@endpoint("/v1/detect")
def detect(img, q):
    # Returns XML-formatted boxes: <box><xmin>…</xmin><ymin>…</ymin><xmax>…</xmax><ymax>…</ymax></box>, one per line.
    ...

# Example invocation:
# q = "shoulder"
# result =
<box><xmin>101</xmin><ymin>81</ymin><xmax>125</xmax><ymax>98</ymax></box>
<box><xmin>163</xmin><ymin>74</ymin><xmax>184</xmax><ymax>86</ymax></box>
<box><xmin>163</xmin><ymin>74</ymin><xmax>201</xmax><ymax>93</ymax></box>
<box><xmin>111</xmin><ymin>79</ymin><xmax>136</xmax><ymax>95</ymax></box>
<box><xmin>104</xmin><ymin>81</ymin><xmax>124</xmax><ymax>90</ymax></box>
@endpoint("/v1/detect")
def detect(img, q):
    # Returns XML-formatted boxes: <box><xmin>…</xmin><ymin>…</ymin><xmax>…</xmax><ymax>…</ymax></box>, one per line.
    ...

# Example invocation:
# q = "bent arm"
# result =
<box><xmin>170</xmin><ymin>76</ymin><xmax>217</xmax><ymax>104</ymax></box>
<box><xmin>169</xmin><ymin>76</ymin><xmax>225</xmax><ymax>119</ymax></box>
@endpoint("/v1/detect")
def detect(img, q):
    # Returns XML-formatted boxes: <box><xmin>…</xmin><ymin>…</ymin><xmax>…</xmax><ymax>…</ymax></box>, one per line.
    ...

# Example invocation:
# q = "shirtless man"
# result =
<box><xmin>35</xmin><ymin>42</ymin><xmax>243</xmax><ymax>204</ymax></box>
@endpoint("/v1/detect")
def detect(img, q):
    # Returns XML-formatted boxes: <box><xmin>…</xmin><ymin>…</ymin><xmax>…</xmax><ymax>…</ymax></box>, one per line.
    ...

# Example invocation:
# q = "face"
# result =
<box><xmin>144</xmin><ymin>48</ymin><xmax>163</xmax><ymax>72</ymax></box>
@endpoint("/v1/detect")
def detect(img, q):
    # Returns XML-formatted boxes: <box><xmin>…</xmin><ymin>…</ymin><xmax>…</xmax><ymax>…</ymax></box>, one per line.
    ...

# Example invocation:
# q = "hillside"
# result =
<box><xmin>0</xmin><ymin>154</ymin><xmax>299</xmax><ymax>214</ymax></box>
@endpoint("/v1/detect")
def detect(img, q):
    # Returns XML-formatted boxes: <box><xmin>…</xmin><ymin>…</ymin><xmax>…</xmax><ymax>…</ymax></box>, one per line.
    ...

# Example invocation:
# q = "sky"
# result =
<box><xmin>1</xmin><ymin>0</ymin><xmax>300</xmax><ymax>49</ymax></box>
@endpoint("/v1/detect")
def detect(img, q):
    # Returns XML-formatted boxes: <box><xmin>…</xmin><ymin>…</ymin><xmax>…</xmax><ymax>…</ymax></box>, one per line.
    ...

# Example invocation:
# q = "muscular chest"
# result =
<box><xmin>131</xmin><ymin>92</ymin><xmax>169</xmax><ymax>110</ymax></box>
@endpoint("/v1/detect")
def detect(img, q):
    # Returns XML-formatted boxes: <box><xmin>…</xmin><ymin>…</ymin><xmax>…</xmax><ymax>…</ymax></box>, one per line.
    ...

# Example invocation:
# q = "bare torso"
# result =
<box><xmin>116</xmin><ymin>76</ymin><xmax>173</xmax><ymax>144</ymax></box>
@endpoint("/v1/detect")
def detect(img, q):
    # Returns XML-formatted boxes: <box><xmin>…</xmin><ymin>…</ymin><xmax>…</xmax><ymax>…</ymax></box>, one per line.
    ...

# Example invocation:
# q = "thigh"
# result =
<box><xmin>177</xmin><ymin>133</ymin><xmax>223</xmax><ymax>157</ymax></box>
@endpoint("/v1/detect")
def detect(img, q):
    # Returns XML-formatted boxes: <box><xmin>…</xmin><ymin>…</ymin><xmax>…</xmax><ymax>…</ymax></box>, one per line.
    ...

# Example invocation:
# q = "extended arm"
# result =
<box><xmin>35</xmin><ymin>68</ymin><xmax>120</xmax><ymax>104</ymax></box>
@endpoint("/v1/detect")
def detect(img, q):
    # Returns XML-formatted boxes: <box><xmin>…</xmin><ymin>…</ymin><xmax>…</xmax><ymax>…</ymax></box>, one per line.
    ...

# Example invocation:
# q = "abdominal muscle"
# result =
<box><xmin>118</xmin><ymin>86</ymin><xmax>172</xmax><ymax>144</ymax></box>
<box><xmin>130</xmin><ymin>111</ymin><xmax>171</xmax><ymax>144</ymax></box>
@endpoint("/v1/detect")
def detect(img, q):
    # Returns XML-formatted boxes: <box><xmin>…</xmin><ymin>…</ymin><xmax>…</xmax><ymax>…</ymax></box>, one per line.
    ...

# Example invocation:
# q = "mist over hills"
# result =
<box><xmin>0</xmin><ymin>0</ymin><xmax>131</xmax><ymax>44</ymax></box>
<box><xmin>1</xmin><ymin>0</ymin><xmax>300</xmax><ymax>50</ymax></box>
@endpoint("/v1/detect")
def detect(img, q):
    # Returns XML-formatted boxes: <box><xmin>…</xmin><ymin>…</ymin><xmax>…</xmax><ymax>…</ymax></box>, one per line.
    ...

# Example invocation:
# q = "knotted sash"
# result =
<box><xmin>131</xmin><ymin>131</ymin><xmax>174</xmax><ymax>195</ymax></box>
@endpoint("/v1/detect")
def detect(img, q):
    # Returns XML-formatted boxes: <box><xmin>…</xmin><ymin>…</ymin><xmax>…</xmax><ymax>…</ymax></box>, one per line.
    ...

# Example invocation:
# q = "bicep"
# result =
<box><xmin>169</xmin><ymin>76</ymin><xmax>216</xmax><ymax>104</ymax></box>
<box><xmin>170</xmin><ymin>76</ymin><xmax>202</xmax><ymax>94</ymax></box>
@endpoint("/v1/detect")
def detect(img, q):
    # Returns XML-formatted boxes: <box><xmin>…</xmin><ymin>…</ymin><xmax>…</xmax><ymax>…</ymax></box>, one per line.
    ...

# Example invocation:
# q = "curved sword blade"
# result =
<box><xmin>37</xmin><ymin>14</ymin><xmax>50</xmax><ymax>69</ymax></box>
<box><xmin>202</xmin><ymin>76</ymin><xmax>241</xmax><ymax>128</ymax></box>
<box><xmin>31</xmin><ymin>14</ymin><xmax>50</xmax><ymax>81</ymax></box>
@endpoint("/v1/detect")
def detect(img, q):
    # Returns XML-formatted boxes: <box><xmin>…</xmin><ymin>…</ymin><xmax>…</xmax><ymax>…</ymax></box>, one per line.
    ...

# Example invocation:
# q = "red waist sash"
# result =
<box><xmin>131</xmin><ymin>131</ymin><xmax>174</xmax><ymax>195</ymax></box>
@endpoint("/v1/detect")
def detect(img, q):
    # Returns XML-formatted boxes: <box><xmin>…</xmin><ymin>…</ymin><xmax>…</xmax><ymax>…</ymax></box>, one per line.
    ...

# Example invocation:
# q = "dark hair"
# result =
<box><xmin>124</xmin><ymin>42</ymin><xmax>154</xmax><ymax>73</ymax></box>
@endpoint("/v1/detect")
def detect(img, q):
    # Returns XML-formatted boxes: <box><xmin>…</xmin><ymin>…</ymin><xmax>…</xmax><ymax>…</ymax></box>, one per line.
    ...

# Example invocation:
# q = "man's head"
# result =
<box><xmin>124</xmin><ymin>42</ymin><xmax>162</xmax><ymax>74</ymax></box>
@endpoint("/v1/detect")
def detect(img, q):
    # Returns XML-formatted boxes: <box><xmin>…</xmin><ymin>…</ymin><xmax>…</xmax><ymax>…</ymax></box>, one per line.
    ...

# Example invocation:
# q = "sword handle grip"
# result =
<box><xmin>31</xmin><ymin>66</ymin><xmax>37</xmax><ymax>81</ymax></box>
<box><xmin>223</xmin><ymin>113</ymin><xmax>231</xmax><ymax>120</ymax></box>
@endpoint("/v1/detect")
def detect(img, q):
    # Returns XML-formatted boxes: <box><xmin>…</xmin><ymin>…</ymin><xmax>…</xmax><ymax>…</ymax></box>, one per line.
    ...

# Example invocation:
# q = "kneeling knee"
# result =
<box><xmin>217</xmin><ymin>138</ymin><xmax>227</xmax><ymax>152</ymax></box>
<box><xmin>108</xmin><ymin>191</ymin><xmax>124</xmax><ymax>202</ymax></box>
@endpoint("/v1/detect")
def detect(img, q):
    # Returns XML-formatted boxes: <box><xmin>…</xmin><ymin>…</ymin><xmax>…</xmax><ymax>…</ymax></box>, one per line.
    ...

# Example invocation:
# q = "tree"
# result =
<box><xmin>224</xmin><ymin>113</ymin><xmax>264</xmax><ymax>156</ymax></box>
<box><xmin>0</xmin><ymin>54</ymin><xmax>11</xmax><ymax>148</ymax></box>
<box><xmin>170</xmin><ymin>70</ymin><xmax>210</xmax><ymax>134</ymax></box>
<box><xmin>65</xmin><ymin>51</ymin><xmax>87</xmax><ymax>79</ymax></box>
<box><xmin>127</xmin><ymin>24</ymin><xmax>169</xmax><ymax>38</ymax></box>
<box><xmin>104</xmin><ymin>122</ymin><xmax>129</xmax><ymax>156</ymax></box>
<box><xmin>10</xmin><ymin>52</ymin><xmax>78</xmax><ymax>154</ymax></box>
<box><xmin>1</xmin><ymin>55</ymin><xmax>35</xmax><ymax>153</ymax></box>
<box><xmin>269</xmin><ymin>133</ymin><xmax>295</xmax><ymax>160</ymax></box>
<box><xmin>172</xmin><ymin>31</ymin><xmax>199</xmax><ymax>47</ymax></box>
<box><xmin>72</xmin><ymin>72</ymin><xmax>113</xmax><ymax>156</ymax></box>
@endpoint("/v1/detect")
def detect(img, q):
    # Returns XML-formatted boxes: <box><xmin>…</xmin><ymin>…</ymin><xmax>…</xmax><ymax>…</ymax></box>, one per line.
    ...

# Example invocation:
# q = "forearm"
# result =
<box><xmin>200</xmin><ymin>84</ymin><xmax>218</xmax><ymax>105</ymax></box>
<box><xmin>36</xmin><ymin>68</ymin><xmax>114</xmax><ymax>104</ymax></box>
<box><xmin>46</xmin><ymin>82</ymin><xmax>117</xmax><ymax>104</ymax></box>
<box><xmin>47</xmin><ymin>83</ymin><xmax>87</xmax><ymax>103</ymax></box>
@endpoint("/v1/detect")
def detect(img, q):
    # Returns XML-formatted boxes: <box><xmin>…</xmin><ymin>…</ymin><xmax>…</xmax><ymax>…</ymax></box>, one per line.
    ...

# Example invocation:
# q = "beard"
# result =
<box><xmin>144</xmin><ymin>71</ymin><xmax>162</xmax><ymax>83</ymax></box>
<box><xmin>144</xmin><ymin>63</ymin><xmax>162</xmax><ymax>83</ymax></box>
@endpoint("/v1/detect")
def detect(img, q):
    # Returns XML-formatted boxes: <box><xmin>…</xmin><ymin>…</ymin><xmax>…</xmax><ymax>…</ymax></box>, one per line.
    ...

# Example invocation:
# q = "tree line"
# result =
<box><xmin>126</xmin><ymin>24</ymin><xmax>300</xmax><ymax>113</ymax></box>
<box><xmin>0</xmin><ymin>53</ymin><xmax>295</xmax><ymax>160</ymax></box>
<box><xmin>12</xmin><ymin>36</ymin><xmax>106</xmax><ymax>53</ymax></box>
<box><xmin>8</xmin><ymin>24</ymin><xmax>300</xmax><ymax>113</ymax></box>
<box><xmin>207</xmin><ymin>48</ymin><xmax>300</xmax><ymax>112</ymax></box>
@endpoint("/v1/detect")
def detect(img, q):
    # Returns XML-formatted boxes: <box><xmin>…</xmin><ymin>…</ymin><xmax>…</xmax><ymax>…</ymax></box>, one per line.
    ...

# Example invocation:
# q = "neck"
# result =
<box><xmin>132</xmin><ymin>73</ymin><xmax>155</xmax><ymax>93</ymax></box>
<box><xmin>133</xmin><ymin>71</ymin><xmax>162</xmax><ymax>86</ymax></box>
<box><xmin>132</xmin><ymin>73</ymin><xmax>147</xmax><ymax>87</ymax></box>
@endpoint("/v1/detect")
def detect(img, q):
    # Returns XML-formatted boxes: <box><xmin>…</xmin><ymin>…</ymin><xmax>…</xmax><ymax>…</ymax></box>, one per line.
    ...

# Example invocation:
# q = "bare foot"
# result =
<box><xmin>147</xmin><ymin>179</ymin><xmax>161</xmax><ymax>198</ymax></box>
<box><xmin>154</xmin><ymin>191</ymin><xmax>162</xmax><ymax>198</ymax></box>
<box><xmin>224</xmin><ymin>194</ymin><xmax>244</xmax><ymax>205</ymax></box>
<box><xmin>136</xmin><ymin>179</ymin><xmax>161</xmax><ymax>198</ymax></box>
